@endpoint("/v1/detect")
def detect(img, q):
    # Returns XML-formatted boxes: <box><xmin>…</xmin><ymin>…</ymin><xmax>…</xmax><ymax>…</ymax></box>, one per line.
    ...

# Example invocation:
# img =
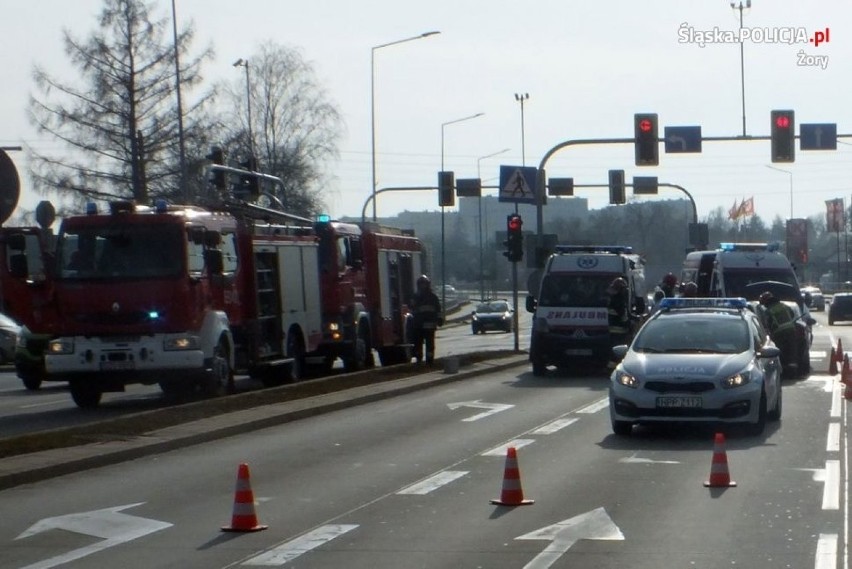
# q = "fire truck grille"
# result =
<box><xmin>74</xmin><ymin>311</ymin><xmax>156</xmax><ymax>326</ymax></box>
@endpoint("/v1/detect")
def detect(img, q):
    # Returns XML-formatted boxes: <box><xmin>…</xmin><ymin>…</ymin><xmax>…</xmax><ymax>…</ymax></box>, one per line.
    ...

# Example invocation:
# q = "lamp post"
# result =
<box><xmin>730</xmin><ymin>1</ymin><xmax>751</xmax><ymax>136</ymax></box>
<box><xmin>765</xmin><ymin>164</ymin><xmax>793</xmax><ymax>219</ymax></box>
<box><xmin>170</xmin><ymin>0</ymin><xmax>188</xmax><ymax>202</ymax></box>
<box><xmin>514</xmin><ymin>93</ymin><xmax>529</xmax><ymax>166</ymax></box>
<box><xmin>371</xmin><ymin>31</ymin><xmax>440</xmax><ymax>222</ymax></box>
<box><xmin>440</xmin><ymin>112</ymin><xmax>484</xmax><ymax>314</ymax></box>
<box><xmin>232</xmin><ymin>59</ymin><xmax>254</xmax><ymax>159</ymax></box>
<box><xmin>477</xmin><ymin>148</ymin><xmax>510</xmax><ymax>301</ymax></box>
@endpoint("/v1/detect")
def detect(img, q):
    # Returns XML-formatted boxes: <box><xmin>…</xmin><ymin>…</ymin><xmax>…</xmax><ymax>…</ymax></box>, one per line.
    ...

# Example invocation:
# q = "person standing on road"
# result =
<box><xmin>410</xmin><ymin>275</ymin><xmax>443</xmax><ymax>364</ymax></box>
<box><xmin>660</xmin><ymin>272</ymin><xmax>678</xmax><ymax>298</ymax></box>
<box><xmin>759</xmin><ymin>291</ymin><xmax>797</xmax><ymax>371</ymax></box>
<box><xmin>607</xmin><ymin>277</ymin><xmax>632</xmax><ymax>368</ymax></box>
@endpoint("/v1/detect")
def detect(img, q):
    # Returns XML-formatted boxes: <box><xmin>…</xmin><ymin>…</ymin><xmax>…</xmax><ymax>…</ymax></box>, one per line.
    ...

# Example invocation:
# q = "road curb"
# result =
<box><xmin>0</xmin><ymin>354</ymin><xmax>529</xmax><ymax>490</ymax></box>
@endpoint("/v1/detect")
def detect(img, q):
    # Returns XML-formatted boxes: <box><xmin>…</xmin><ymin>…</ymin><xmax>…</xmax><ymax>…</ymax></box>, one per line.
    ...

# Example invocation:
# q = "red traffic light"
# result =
<box><xmin>638</xmin><ymin>118</ymin><xmax>653</xmax><ymax>133</ymax></box>
<box><xmin>775</xmin><ymin>115</ymin><xmax>791</xmax><ymax>129</ymax></box>
<box><xmin>507</xmin><ymin>214</ymin><xmax>523</xmax><ymax>231</ymax></box>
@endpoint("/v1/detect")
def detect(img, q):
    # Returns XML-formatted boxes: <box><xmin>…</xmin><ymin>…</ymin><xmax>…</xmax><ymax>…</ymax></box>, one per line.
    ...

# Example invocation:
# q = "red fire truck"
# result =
<box><xmin>43</xmin><ymin>196</ymin><xmax>323</xmax><ymax>408</ymax></box>
<box><xmin>311</xmin><ymin>218</ymin><xmax>424</xmax><ymax>372</ymax></box>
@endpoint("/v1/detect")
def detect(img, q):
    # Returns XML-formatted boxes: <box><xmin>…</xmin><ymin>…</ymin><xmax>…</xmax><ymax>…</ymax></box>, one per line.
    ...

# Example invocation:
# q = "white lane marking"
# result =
<box><xmin>619</xmin><ymin>453</ymin><xmax>680</xmax><ymax>465</ymax></box>
<box><xmin>447</xmin><ymin>400</ymin><xmax>514</xmax><ymax>422</ymax></box>
<box><xmin>827</xmin><ymin>423</ymin><xmax>840</xmax><ymax>453</ymax></box>
<box><xmin>823</xmin><ymin>460</ymin><xmax>840</xmax><ymax>510</ymax></box>
<box><xmin>517</xmin><ymin>507</ymin><xmax>624</xmax><ymax>569</ymax></box>
<box><xmin>831</xmin><ymin>381</ymin><xmax>842</xmax><ymax>417</ymax></box>
<box><xmin>531</xmin><ymin>418</ymin><xmax>578</xmax><ymax>435</ymax></box>
<box><xmin>815</xmin><ymin>534</ymin><xmax>837</xmax><ymax>569</ymax></box>
<box><xmin>482</xmin><ymin>439</ymin><xmax>535</xmax><ymax>456</ymax></box>
<box><xmin>576</xmin><ymin>398</ymin><xmax>609</xmax><ymax>414</ymax></box>
<box><xmin>242</xmin><ymin>524</ymin><xmax>358</xmax><ymax>566</ymax></box>
<box><xmin>397</xmin><ymin>471</ymin><xmax>468</xmax><ymax>495</ymax></box>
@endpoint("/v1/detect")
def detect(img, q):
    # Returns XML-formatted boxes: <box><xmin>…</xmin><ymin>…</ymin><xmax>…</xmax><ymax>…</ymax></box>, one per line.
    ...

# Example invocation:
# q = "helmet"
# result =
<box><xmin>609</xmin><ymin>277</ymin><xmax>627</xmax><ymax>291</ymax></box>
<box><xmin>682</xmin><ymin>281</ymin><xmax>698</xmax><ymax>297</ymax></box>
<box><xmin>759</xmin><ymin>291</ymin><xmax>774</xmax><ymax>304</ymax></box>
<box><xmin>662</xmin><ymin>273</ymin><xmax>678</xmax><ymax>287</ymax></box>
<box><xmin>417</xmin><ymin>275</ymin><xmax>431</xmax><ymax>287</ymax></box>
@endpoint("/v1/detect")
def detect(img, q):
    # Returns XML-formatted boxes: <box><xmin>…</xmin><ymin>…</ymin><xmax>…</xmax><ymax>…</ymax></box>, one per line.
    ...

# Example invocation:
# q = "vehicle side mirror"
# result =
<box><xmin>759</xmin><ymin>345</ymin><xmax>781</xmax><ymax>359</ymax></box>
<box><xmin>806</xmin><ymin>316</ymin><xmax>816</xmax><ymax>326</ymax></box>
<box><xmin>525</xmin><ymin>295</ymin><xmax>537</xmax><ymax>313</ymax></box>
<box><xmin>611</xmin><ymin>345</ymin><xmax>629</xmax><ymax>361</ymax></box>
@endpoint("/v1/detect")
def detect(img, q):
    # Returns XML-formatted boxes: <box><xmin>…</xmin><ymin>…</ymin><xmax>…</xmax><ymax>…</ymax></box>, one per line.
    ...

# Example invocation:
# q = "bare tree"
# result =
<box><xmin>27</xmin><ymin>0</ymin><xmax>215</xmax><ymax>206</ymax></box>
<box><xmin>221</xmin><ymin>42</ymin><xmax>345</xmax><ymax>217</ymax></box>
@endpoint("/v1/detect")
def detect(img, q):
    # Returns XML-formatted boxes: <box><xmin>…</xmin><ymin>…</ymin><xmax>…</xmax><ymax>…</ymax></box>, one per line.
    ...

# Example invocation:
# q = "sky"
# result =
<box><xmin>1</xmin><ymin>0</ymin><xmax>851</xmax><ymax>226</ymax></box>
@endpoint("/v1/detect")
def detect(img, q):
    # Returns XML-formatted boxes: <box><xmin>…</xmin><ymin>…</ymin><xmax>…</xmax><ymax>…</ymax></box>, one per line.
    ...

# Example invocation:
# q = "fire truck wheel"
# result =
<box><xmin>286</xmin><ymin>333</ymin><xmax>306</xmax><ymax>382</ymax></box>
<box><xmin>70</xmin><ymin>380</ymin><xmax>102</xmax><ymax>408</ymax></box>
<box><xmin>19</xmin><ymin>373</ymin><xmax>43</xmax><ymax>391</ymax></box>
<box><xmin>201</xmin><ymin>339</ymin><xmax>231</xmax><ymax>397</ymax></box>
<box><xmin>344</xmin><ymin>324</ymin><xmax>372</xmax><ymax>372</ymax></box>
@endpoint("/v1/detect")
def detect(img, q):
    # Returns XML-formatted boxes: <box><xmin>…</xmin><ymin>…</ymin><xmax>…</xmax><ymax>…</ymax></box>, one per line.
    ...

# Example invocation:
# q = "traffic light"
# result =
<box><xmin>608</xmin><ymin>169</ymin><xmax>625</xmax><ymax>205</ymax></box>
<box><xmin>771</xmin><ymin>110</ymin><xmax>795</xmax><ymax>163</ymax></box>
<box><xmin>438</xmin><ymin>171</ymin><xmax>455</xmax><ymax>207</ymax></box>
<box><xmin>240</xmin><ymin>157</ymin><xmax>260</xmax><ymax>198</ymax></box>
<box><xmin>634</xmin><ymin>113</ymin><xmax>659</xmax><ymax>166</ymax></box>
<box><xmin>503</xmin><ymin>214</ymin><xmax>523</xmax><ymax>263</ymax></box>
<box><xmin>207</xmin><ymin>147</ymin><xmax>226</xmax><ymax>190</ymax></box>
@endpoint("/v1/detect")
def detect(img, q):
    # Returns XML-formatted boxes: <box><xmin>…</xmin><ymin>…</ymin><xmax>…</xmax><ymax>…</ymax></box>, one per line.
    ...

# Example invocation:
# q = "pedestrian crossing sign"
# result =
<box><xmin>498</xmin><ymin>165</ymin><xmax>537</xmax><ymax>204</ymax></box>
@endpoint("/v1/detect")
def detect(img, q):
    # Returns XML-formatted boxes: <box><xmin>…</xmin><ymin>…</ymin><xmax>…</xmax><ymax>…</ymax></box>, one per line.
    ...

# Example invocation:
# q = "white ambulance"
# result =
<box><xmin>526</xmin><ymin>245</ymin><xmax>646</xmax><ymax>376</ymax></box>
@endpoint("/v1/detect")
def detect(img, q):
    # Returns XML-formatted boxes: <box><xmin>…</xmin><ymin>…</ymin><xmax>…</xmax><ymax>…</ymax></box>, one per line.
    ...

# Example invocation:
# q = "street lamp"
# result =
<box><xmin>514</xmin><ymin>93</ymin><xmax>529</xmax><ymax>166</ymax></box>
<box><xmin>371</xmin><ymin>31</ymin><xmax>440</xmax><ymax>221</ymax></box>
<box><xmin>232</xmin><ymin>58</ymin><xmax>254</xmax><ymax>159</ymax></box>
<box><xmin>765</xmin><ymin>164</ymin><xmax>793</xmax><ymax>219</ymax></box>
<box><xmin>476</xmin><ymin>148</ymin><xmax>510</xmax><ymax>301</ymax></box>
<box><xmin>170</xmin><ymin>0</ymin><xmax>188</xmax><ymax>202</ymax></box>
<box><xmin>730</xmin><ymin>1</ymin><xmax>751</xmax><ymax>136</ymax></box>
<box><xmin>440</xmin><ymin>112</ymin><xmax>484</xmax><ymax>314</ymax></box>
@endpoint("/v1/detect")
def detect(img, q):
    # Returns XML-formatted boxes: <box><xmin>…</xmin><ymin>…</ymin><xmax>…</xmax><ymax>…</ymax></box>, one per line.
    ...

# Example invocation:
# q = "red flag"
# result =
<box><xmin>826</xmin><ymin>198</ymin><xmax>845</xmax><ymax>232</ymax></box>
<box><xmin>740</xmin><ymin>197</ymin><xmax>754</xmax><ymax>217</ymax></box>
<box><xmin>728</xmin><ymin>199</ymin><xmax>740</xmax><ymax>220</ymax></box>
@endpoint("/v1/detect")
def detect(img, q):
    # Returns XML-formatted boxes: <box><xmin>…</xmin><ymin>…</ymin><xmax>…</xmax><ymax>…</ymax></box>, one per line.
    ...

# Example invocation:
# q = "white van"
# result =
<box><xmin>526</xmin><ymin>245</ymin><xmax>645</xmax><ymax>376</ymax></box>
<box><xmin>681</xmin><ymin>242</ymin><xmax>800</xmax><ymax>298</ymax></box>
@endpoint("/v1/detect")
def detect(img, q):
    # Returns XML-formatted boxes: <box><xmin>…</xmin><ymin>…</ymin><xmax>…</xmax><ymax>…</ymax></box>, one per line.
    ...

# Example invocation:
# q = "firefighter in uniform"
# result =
<box><xmin>607</xmin><ymin>277</ymin><xmax>632</xmax><ymax>368</ymax></box>
<box><xmin>759</xmin><ymin>291</ymin><xmax>797</xmax><ymax>371</ymax></box>
<box><xmin>410</xmin><ymin>275</ymin><xmax>443</xmax><ymax>364</ymax></box>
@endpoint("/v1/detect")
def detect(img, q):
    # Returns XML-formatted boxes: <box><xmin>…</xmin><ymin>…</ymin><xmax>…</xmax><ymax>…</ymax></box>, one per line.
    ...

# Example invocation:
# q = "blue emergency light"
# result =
<box><xmin>658</xmin><ymin>297</ymin><xmax>748</xmax><ymax>310</ymax></box>
<box><xmin>316</xmin><ymin>214</ymin><xmax>331</xmax><ymax>223</ymax></box>
<box><xmin>86</xmin><ymin>202</ymin><xmax>98</xmax><ymax>215</ymax></box>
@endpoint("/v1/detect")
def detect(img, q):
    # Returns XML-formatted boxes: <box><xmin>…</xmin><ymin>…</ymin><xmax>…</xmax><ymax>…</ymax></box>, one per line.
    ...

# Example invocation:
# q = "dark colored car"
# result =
<box><xmin>744</xmin><ymin>281</ymin><xmax>814</xmax><ymax>379</ymax></box>
<box><xmin>829</xmin><ymin>293</ymin><xmax>852</xmax><ymax>325</ymax></box>
<box><xmin>802</xmin><ymin>286</ymin><xmax>825</xmax><ymax>311</ymax></box>
<box><xmin>471</xmin><ymin>300</ymin><xmax>513</xmax><ymax>334</ymax></box>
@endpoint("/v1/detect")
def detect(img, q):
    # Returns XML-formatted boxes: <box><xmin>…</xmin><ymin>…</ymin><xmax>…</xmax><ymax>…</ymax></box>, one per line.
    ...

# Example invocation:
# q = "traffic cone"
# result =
<box><xmin>845</xmin><ymin>381</ymin><xmax>852</xmax><ymax>400</ymax></box>
<box><xmin>843</xmin><ymin>356</ymin><xmax>851</xmax><ymax>385</ymax></box>
<box><xmin>836</xmin><ymin>338</ymin><xmax>844</xmax><ymax>362</ymax></box>
<box><xmin>490</xmin><ymin>447</ymin><xmax>534</xmax><ymax>506</ymax></box>
<box><xmin>704</xmin><ymin>432</ymin><xmax>737</xmax><ymax>488</ymax></box>
<box><xmin>222</xmin><ymin>463</ymin><xmax>268</xmax><ymax>532</ymax></box>
<box><xmin>829</xmin><ymin>348</ymin><xmax>838</xmax><ymax>376</ymax></box>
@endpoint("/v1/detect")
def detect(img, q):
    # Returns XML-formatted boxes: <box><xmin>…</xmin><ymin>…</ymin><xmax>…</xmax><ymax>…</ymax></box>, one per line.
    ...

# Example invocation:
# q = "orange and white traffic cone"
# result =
<box><xmin>222</xmin><ymin>463</ymin><xmax>268</xmax><ymax>532</ymax></box>
<box><xmin>829</xmin><ymin>348</ymin><xmax>838</xmax><ymax>376</ymax></box>
<box><xmin>845</xmin><ymin>381</ymin><xmax>852</xmax><ymax>401</ymax></box>
<box><xmin>704</xmin><ymin>433</ymin><xmax>737</xmax><ymax>488</ymax></box>
<box><xmin>843</xmin><ymin>356</ymin><xmax>851</xmax><ymax>385</ymax></box>
<box><xmin>490</xmin><ymin>447</ymin><xmax>534</xmax><ymax>506</ymax></box>
<box><xmin>836</xmin><ymin>338</ymin><xmax>844</xmax><ymax>362</ymax></box>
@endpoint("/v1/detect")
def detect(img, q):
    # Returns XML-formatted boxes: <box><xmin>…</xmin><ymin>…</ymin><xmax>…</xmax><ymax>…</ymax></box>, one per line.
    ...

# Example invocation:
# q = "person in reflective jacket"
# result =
<box><xmin>410</xmin><ymin>275</ymin><xmax>443</xmax><ymax>364</ymax></box>
<box><xmin>759</xmin><ymin>291</ymin><xmax>796</xmax><ymax>370</ymax></box>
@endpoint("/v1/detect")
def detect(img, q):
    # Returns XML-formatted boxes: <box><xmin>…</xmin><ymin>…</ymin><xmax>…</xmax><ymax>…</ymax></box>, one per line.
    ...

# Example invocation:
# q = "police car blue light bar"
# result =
<box><xmin>316</xmin><ymin>213</ymin><xmax>331</xmax><ymax>223</ymax></box>
<box><xmin>658</xmin><ymin>297</ymin><xmax>748</xmax><ymax>310</ymax></box>
<box><xmin>718</xmin><ymin>242</ymin><xmax>781</xmax><ymax>252</ymax></box>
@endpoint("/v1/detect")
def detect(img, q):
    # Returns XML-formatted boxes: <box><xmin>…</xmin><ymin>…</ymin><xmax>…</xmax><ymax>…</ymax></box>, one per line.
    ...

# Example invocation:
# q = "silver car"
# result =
<box><xmin>609</xmin><ymin>298</ymin><xmax>782</xmax><ymax>436</ymax></box>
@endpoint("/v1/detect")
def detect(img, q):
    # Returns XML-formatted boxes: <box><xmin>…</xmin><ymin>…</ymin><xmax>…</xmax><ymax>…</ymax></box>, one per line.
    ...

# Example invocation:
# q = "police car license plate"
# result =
<box><xmin>565</xmin><ymin>349</ymin><xmax>593</xmax><ymax>356</ymax></box>
<box><xmin>100</xmin><ymin>360</ymin><xmax>135</xmax><ymax>371</ymax></box>
<box><xmin>656</xmin><ymin>396</ymin><xmax>702</xmax><ymax>408</ymax></box>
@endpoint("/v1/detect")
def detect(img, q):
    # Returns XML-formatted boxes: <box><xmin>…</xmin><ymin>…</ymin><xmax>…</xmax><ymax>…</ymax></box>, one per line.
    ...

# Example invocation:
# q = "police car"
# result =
<box><xmin>609</xmin><ymin>298</ymin><xmax>782</xmax><ymax>436</ymax></box>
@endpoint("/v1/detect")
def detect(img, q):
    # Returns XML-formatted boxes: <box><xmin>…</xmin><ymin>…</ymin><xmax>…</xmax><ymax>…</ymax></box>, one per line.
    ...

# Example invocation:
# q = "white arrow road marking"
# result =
<box><xmin>531</xmin><ymin>418</ymin><xmax>577</xmax><ymax>435</ymax></box>
<box><xmin>15</xmin><ymin>503</ymin><xmax>172</xmax><ymax>569</ymax></box>
<box><xmin>242</xmin><ymin>524</ymin><xmax>358</xmax><ymax>566</ymax></box>
<box><xmin>447</xmin><ymin>400</ymin><xmax>513</xmax><ymax>422</ymax></box>
<box><xmin>397</xmin><ymin>471</ymin><xmax>468</xmax><ymax>495</ymax></box>
<box><xmin>517</xmin><ymin>507</ymin><xmax>624</xmax><ymax>569</ymax></box>
<box><xmin>482</xmin><ymin>439</ymin><xmax>535</xmax><ymax>456</ymax></box>
<box><xmin>619</xmin><ymin>453</ymin><xmax>680</xmax><ymax>465</ymax></box>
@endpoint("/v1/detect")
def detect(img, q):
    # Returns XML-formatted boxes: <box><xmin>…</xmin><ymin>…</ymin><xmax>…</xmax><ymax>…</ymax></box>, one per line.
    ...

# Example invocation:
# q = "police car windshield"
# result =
<box><xmin>539</xmin><ymin>274</ymin><xmax>613</xmax><ymax>307</ymax></box>
<box><xmin>633</xmin><ymin>314</ymin><xmax>750</xmax><ymax>354</ymax></box>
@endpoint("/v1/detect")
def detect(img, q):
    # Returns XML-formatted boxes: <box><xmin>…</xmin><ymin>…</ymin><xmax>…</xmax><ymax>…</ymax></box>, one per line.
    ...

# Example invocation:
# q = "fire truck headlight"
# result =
<box><xmin>163</xmin><ymin>335</ymin><xmax>199</xmax><ymax>351</ymax></box>
<box><xmin>48</xmin><ymin>339</ymin><xmax>75</xmax><ymax>355</ymax></box>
